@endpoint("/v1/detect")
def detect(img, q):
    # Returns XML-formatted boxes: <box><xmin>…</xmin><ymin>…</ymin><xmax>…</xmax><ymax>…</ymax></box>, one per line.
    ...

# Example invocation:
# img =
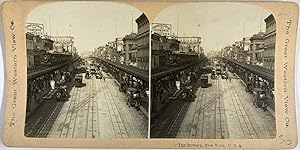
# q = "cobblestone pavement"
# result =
<box><xmin>46</xmin><ymin>72</ymin><xmax>148</xmax><ymax>139</ymax></box>
<box><xmin>173</xmin><ymin>72</ymin><xmax>276</xmax><ymax>139</ymax></box>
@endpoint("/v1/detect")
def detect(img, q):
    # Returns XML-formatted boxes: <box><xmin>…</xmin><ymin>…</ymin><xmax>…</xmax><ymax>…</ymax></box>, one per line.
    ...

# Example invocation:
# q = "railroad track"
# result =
<box><xmin>230</xmin><ymin>79</ymin><xmax>276</xmax><ymax>138</ymax></box>
<box><xmin>102</xmin><ymin>77</ymin><xmax>130</xmax><ymax>138</ymax></box>
<box><xmin>215</xmin><ymin>77</ymin><xmax>228</xmax><ymax>139</ymax></box>
<box><xmin>85</xmin><ymin>77</ymin><xmax>93</xmax><ymax>138</ymax></box>
<box><xmin>188</xmin><ymin>85</ymin><xmax>206</xmax><ymax>138</ymax></box>
<box><xmin>106</xmin><ymin>75</ymin><xmax>148</xmax><ymax>138</ymax></box>
<box><xmin>58</xmin><ymin>87</ymin><xmax>80</xmax><ymax>138</ymax></box>
<box><xmin>186</xmin><ymin>76</ymin><xmax>230</xmax><ymax>139</ymax></box>
<box><xmin>150</xmin><ymin>93</ymin><xmax>188</xmax><ymax>138</ymax></box>
<box><xmin>33</xmin><ymin>87</ymin><xmax>79</xmax><ymax>138</ymax></box>
<box><xmin>165</xmin><ymin>101</ymin><xmax>189</xmax><ymax>138</ymax></box>
<box><xmin>226</xmin><ymin>79</ymin><xmax>259</xmax><ymax>139</ymax></box>
<box><xmin>70</xmin><ymin>86</ymin><xmax>81</xmax><ymax>138</ymax></box>
<box><xmin>35</xmin><ymin>101</ymin><xmax>65</xmax><ymax>138</ymax></box>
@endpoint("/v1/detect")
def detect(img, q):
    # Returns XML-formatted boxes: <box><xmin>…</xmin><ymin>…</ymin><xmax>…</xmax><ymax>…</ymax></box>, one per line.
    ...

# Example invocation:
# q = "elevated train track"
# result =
<box><xmin>217</xmin><ymin>57</ymin><xmax>274</xmax><ymax>81</ymax></box>
<box><xmin>89</xmin><ymin>57</ymin><xmax>148</xmax><ymax>82</ymax></box>
<box><xmin>151</xmin><ymin>57</ymin><xmax>275</xmax><ymax>138</ymax></box>
<box><xmin>152</xmin><ymin>58</ymin><xmax>208</xmax><ymax>81</ymax></box>
<box><xmin>89</xmin><ymin>57</ymin><xmax>149</xmax><ymax>117</ymax></box>
<box><xmin>28</xmin><ymin>57</ymin><xmax>80</xmax><ymax>80</ymax></box>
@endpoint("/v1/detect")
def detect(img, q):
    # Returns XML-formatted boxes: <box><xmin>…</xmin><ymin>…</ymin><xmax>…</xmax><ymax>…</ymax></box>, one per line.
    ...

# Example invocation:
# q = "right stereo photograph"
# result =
<box><xmin>150</xmin><ymin>2</ymin><xmax>276</xmax><ymax>139</ymax></box>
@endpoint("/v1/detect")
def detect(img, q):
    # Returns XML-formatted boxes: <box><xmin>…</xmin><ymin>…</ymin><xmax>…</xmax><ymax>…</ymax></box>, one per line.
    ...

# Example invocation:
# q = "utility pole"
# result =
<box><xmin>48</xmin><ymin>14</ymin><xmax>51</xmax><ymax>37</ymax></box>
<box><xmin>259</xmin><ymin>9</ymin><xmax>264</xmax><ymax>32</ymax></box>
<box><xmin>115</xmin><ymin>22</ymin><xmax>117</xmax><ymax>38</ymax></box>
<box><xmin>131</xmin><ymin>10</ymin><xmax>133</xmax><ymax>33</ymax></box>
<box><xmin>177</xmin><ymin>13</ymin><xmax>179</xmax><ymax>38</ymax></box>
<box><xmin>243</xmin><ymin>22</ymin><xmax>246</xmax><ymax>38</ymax></box>
<box><xmin>197</xmin><ymin>25</ymin><xmax>198</xmax><ymax>37</ymax></box>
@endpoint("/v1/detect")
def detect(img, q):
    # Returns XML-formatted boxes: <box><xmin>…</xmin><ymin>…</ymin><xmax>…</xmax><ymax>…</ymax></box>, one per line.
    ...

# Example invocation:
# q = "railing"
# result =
<box><xmin>91</xmin><ymin>57</ymin><xmax>149</xmax><ymax>81</ymax></box>
<box><xmin>28</xmin><ymin>57</ymin><xmax>79</xmax><ymax>80</ymax></box>
<box><xmin>220</xmin><ymin>57</ymin><xmax>274</xmax><ymax>81</ymax></box>
<box><xmin>152</xmin><ymin>58</ymin><xmax>208</xmax><ymax>80</ymax></box>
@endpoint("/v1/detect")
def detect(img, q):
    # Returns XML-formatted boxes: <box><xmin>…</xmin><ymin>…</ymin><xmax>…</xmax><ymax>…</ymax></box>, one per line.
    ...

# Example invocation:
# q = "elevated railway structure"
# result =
<box><xmin>27</xmin><ymin>56</ymin><xmax>80</xmax><ymax>116</ymax></box>
<box><xmin>151</xmin><ymin>58</ymin><xmax>208</xmax><ymax>116</ymax></box>
<box><xmin>150</xmin><ymin>57</ymin><xmax>275</xmax><ymax>138</ymax></box>
<box><xmin>217</xmin><ymin>57</ymin><xmax>275</xmax><ymax>111</ymax></box>
<box><xmin>89</xmin><ymin>57</ymin><xmax>149</xmax><ymax>116</ymax></box>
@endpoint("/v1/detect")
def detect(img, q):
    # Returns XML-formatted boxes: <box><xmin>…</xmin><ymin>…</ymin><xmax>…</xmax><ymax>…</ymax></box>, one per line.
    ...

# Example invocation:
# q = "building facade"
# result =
<box><xmin>151</xmin><ymin>33</ymin><xmax>180</xmax><ymax>69</ymax></box>
<box><xmin>26</xmin><ymin>33</ymin><xmax>54</xmax><ymax>67</ymax></box>
<box><xmin>50</xmin><ymin>36</ymin><xmax>74</xmax><ymax>53</ymax></box>
<box><xmin>263</xmin><ymin>14</ymin><xmax>276</xmax><ymax>70</ymax></box>
<box><xmin>249</xmin><ymin>32</ymin><xmax>265</xmax><ymax>66</ymax></box>
<box><xmin>177</xmin><ymin>36</ymin><xmax>201</xmax><ymax>54</ymax></box>
<box><xmin>136</xmin><ymin>13</ymin><xmax>149</xmax><ymax>70</ymax></box>
<box><xmin>122</xmin><ymin>33</ymin><xmax>138</xmax><ymax>65</ymax></box>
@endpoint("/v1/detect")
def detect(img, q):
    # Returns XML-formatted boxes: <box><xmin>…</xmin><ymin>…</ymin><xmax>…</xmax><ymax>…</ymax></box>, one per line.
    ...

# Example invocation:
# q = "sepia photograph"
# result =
<box><xmin>24</xmin><ymin>2</ymin><xmax>149</xmax><ymax>139</ymax></box>
<box><xmin>1</xmin><ymin>0</ymin><xmax>299</xmax><ymax>148</ymax></box>
<box><xmin>150</xmin><ymin>2</ymin><xmax>276</xmax><ymax>139</ymax></box>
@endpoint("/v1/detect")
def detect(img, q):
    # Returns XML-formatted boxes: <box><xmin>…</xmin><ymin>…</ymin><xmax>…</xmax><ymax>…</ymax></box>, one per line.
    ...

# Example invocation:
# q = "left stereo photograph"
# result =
<box><xmin>25</xmin><ymin>1</ymin><xmax>149</xmax><ymax>139</ymax></box>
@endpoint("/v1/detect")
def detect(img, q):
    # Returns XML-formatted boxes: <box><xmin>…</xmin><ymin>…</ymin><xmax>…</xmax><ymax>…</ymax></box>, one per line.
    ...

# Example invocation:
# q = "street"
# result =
<box><xmin>176</xmin><ymin>72</ymin><xmax>276</xmax><ymax>139</ymax></box>
<box><xmin>41</xmin><ymin>71</ymin><xmax>148</xmax><ymax>139</ymax></box>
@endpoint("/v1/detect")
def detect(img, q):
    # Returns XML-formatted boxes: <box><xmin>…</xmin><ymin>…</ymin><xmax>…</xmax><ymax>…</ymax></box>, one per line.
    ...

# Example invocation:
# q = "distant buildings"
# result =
<box><xmin>221</xmin><ymin>46</ymin><xmax>233</xmax><ymax>59</ymax></box>
<box><xmin>222</xmin><ymin>35</ymin><xmax>262</xmax><ymax>65</ymax></box>
<box><xmin>50</xmin><ymin>36</ymin><xmax>74</xmax><ymax>53</ymax></box>
<box><xmin>263</xmin><ymin>14</ymin><xmax>276</xmax><ymax>70</ymax></box>
<box><xmin>221</xmin><ymin>14</ymin><xmax>276</xmax><ymax>70</ymax></box>
<box><xmin>177</xmin><ymin>36</ymin><xmax>202</xmax><ymax>54</ymax></box>
<box><xmin>92</xmin><ymin>13</ymin><xmax>150</xmax><ymax>69</ymax></box>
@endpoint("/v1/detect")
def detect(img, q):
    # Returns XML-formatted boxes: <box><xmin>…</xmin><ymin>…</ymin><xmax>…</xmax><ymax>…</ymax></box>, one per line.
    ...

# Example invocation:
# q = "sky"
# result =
<box><xmin>26</xmin><ymin>2</ymin><xmax>142</xmax><ymax>55</ymax></box>
<box><xmin>153</xmin><ymin>2</ymin><xmax>272</xmax><ymax>54</ymax></box>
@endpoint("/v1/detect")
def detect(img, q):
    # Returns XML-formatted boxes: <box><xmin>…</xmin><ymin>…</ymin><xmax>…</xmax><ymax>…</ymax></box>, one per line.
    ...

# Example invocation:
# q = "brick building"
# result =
<box><xmin>135</xmin><ymin>13</ymin><xmax>150</xmax><ymax>70</ymax></box>
<box><xmin>263</xmin><ymin>14</ymin><xmax>276</xmax><ymax>70</ymax></box>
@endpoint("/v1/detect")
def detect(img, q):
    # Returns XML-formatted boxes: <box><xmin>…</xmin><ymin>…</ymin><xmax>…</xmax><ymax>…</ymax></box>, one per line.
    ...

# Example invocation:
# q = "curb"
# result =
<box><xmin>266</xmin><ymin>107</ymin><xmax>275</xmax><ymax>118</ymax></box>
<box><xmin>139</xmin><ymin>105</ymin><xmax>149</xmax><ymax>118</ymax></box>
<box><xmin>233</xmin><ymin>73</ymin><xmax>245</xmax><ymax>85</ymax></box>
<box><xmin>114</xmin><ymin>79</ymin><xmax>121</xmax><ymax>86</ymax></box>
